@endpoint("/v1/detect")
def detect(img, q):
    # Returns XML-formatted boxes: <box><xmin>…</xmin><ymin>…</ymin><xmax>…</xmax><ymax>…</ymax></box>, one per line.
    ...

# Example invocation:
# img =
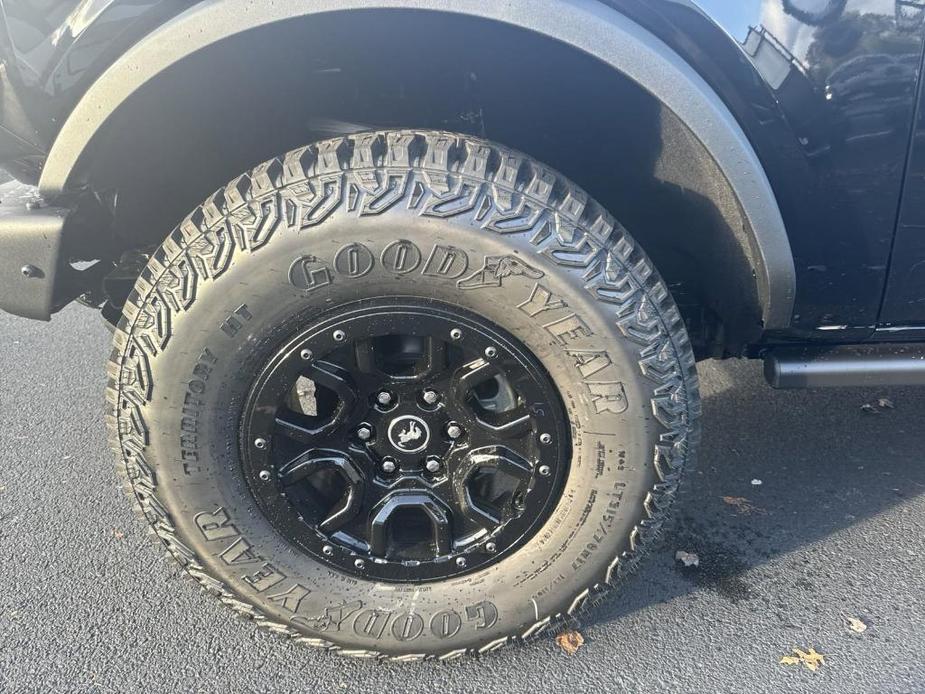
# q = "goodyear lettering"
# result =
<box><xmin>267</xmin><ymin>584</ymin><xmax>312</xmax><ymax>613</ymax></box>
<box><xmin>517</xmin><ymin>283</ymin><xmax>566</xmax><ymax>317</ymax></box>
<box><xmin>242</xmin><ymin>563</ymin><xmax>286</xmax><ymax>592</ymax></box>
<box><xmin>422</xmin><ymin>244</ymin><xmax>469</xmax><ymax>278</ymax></box>
<box><xmin>381</xmin><ymin>239</ymin><xmax>422</xmax><ymax>274</ymax></box>
<box><xmin>544</xmin><ymin>313</ymin><xmax>592</xmax><ymax>345</ymax></box>
<box><xmin>586</xmin><ymin>382</ymin><xmax>629</xmax><ymax>414</ymax></box>
<box><xmin>194</xmin><ymin>507</ymin><xmax>238</xmax><ymax>542</ymax></box>
<box><xmin>334</xmin><ymin>243</ymin><xmax>375</xmax><ymax>277</ymax></box>
<box><xmin>289</xmin><ymin>255</ymin><xmax>333</xmax><ymax>292</ymax></box>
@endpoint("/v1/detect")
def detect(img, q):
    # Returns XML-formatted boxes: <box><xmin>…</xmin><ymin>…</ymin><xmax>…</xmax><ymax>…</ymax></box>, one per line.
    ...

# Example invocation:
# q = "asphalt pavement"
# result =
<box><xmin>1</xmin><ymin>306</ymin><xmax>923</xmax><ymax>693</ymax></box>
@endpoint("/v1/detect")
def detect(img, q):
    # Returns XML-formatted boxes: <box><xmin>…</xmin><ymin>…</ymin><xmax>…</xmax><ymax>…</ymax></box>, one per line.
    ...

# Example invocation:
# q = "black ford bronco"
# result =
<box><xmin>2</xmin><ymin>0</ymin><xmax>924</xmax><ymax>659</ymax></box>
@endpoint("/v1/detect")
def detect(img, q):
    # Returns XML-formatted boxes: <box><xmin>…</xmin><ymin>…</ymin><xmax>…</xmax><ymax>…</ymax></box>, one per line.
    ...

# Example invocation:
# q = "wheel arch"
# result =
<box><xmin>38</xmin><ymin>0</ymin><xmax>796</xmax><ymax>345</ymax></box>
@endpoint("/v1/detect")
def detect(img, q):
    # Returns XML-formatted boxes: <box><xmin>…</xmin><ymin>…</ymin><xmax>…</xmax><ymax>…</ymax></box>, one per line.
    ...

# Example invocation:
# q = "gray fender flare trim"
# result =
<box><xmin>38</xmin><ymin>0</ymin><xmax>796</xmax><ymax>328</ymax></box>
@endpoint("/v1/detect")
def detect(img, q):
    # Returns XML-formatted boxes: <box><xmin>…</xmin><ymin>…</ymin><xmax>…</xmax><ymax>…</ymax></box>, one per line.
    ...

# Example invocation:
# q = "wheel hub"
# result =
<box><xmin>241</xmin><ymin>299</ymin><xmax>570</xmax><ymax>582</ymax></box>
<box><xmin>387</xmin><ymin>415</ymin><xmax>430</xmax><ymax>454</ymax></box>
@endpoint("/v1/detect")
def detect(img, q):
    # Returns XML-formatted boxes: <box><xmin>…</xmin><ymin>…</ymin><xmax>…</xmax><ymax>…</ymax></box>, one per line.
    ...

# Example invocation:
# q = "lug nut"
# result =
<box><xmin>539</xmin><ymin>433</ymin><xmax>553</xmax><ymax>445</ymax></box>
<box><xmin>254</xmin><ymin>438</ymin><xmax>268</xmax><ymax>450</ymax></box>
<box><xmin>381</xmin><ymin>458</ymin><xmax>397</xmax><ymax>474</ymax></box>
<box><xmin>450</xmin><ymin>328</ymin><xmax>463</xmax><ymax>341</ymax></box>
<box><xmin>422</xmin><ymin>390</ymin><xmax>439</xmax><ymax>405</ymax></box>
<box><xmin>456</xmin><ymin>557</ymin><xmax>467</xmax><ymax>568</ymax></box>
<box><xmin>354</xmin><ymin>559</ymin><xmax>365</xmax><ymax>570</ymax></box>
<box><xmin>538</xmin><ymin>465</ymin><xmax>551</xmax><ymax>477</ymax></box>
<box><xmin>484</xmin><ymin>346</ymin><xmax>498</xmax><ymax>359</ymax></box>
<box><xmin>322</xmin><ymin>544</ymin><xmax>334</xmax><ymax>556</ymax></box>
<box><xmin>300</xmin><ymin>348</ymin><xmax>313</xmax><ymax>361</ymax></box>
<box><xmin>258</xmin><ymin>469</ymin><xmax>271</xmax><ymax>481</ymax></box>
<box><xmin>446</xmin><ymin>423</ymin><xmax>464</xmax><ymax>440</ymax></box>
<box><xmin>377</xmin><ymin>391</ymin><xmax>394</xmax><ymax>407</ymax></box>
<box><xmin>485</xmin><ymin>541</ymin><xmax>497</xmax><ymax>553</ymax></box>
<box><xmin>357</xmin><ymin>425</ymin><xmax>373</xmax><ymax>441</ymax></box>
<box><xmin>20</xmin><ymin>264</ymin><xmax>40</xmax><ymax>279</ymax></box>
<box><xmin>425</xmin><ymin>458</ymin><xmax>441</xmax><ymax>473</ymax></box>
<box><xmin>333</xmin><ymin>329</ymin><xmax>347</xmax><ymax>342</ymax></box>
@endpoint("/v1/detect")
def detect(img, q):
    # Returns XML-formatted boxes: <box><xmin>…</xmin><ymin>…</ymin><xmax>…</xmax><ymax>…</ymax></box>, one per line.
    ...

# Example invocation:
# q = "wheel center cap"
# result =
<box><xmin>387</xmin><ymin>414</ymin><xmax>430</xmax><ymax>453</ymax></box>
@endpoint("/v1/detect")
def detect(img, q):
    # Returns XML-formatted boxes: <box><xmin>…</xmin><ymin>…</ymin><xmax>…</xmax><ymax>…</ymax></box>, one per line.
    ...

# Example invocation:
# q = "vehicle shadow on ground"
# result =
<box><xmin>583</xmin><ymin>358</ymin><xmax>925</xmax><ymax>628</ymax></box>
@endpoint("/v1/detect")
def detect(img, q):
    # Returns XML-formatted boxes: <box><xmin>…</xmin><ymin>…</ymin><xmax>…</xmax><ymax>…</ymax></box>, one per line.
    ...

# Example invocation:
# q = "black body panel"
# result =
<box><xmin>1</xmin><ymin>0</ymin><xmax>925</xmax><ymax>347</ymax></box>
<box><xmin>883</xmin><ymin>41</ymin><xmax>925</xmax><ymax>327</ymax></box>
<box><xmin>608</xmin><ymin>1</ymin><xmax>925</xmax><ymax>338</ymax></box>
<box><xmin>0</xmin><ymin>0</ymin><xmax>181</xmax><ymax>173</ymax></box>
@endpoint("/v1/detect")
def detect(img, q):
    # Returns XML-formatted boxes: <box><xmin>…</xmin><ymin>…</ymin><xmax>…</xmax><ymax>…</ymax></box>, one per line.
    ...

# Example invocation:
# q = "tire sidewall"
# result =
<box><xmin>114</xmin><ymin>135</ymin><xmax>695</xmax><ymax>657</ymax></box>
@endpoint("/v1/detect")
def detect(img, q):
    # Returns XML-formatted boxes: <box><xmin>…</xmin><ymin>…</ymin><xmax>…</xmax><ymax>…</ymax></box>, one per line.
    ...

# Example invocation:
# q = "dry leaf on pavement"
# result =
<box><xmin>675</xmin><ymin>550</ymin><xmax>699</xmax><ymax>567</ymax></box>
<box><xmin>721</xmin><ymin>496</ymin><xmax>765</xmax><ymax>515</ymax></box>
<box><xmin>555</xmin><ymin>630</ymin><xmax>585</xmax><ymax>655</ymax></box>
<box><xmin>877</xmin><ymin>397</ymin><xmax>894</xmax><ymax>409</ymax></box>
<box><xmin>847</xmin><ymin>617</ymin><xmax>868</xmax><ymax>633</ymax></box>
<box><xmin>780</xmin><ymin>647</ymin><xmax>825</xmax><ymax>671</ymax></box>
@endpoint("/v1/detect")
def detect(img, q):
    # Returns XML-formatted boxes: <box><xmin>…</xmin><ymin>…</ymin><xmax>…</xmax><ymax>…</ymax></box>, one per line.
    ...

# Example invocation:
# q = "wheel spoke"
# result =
<box><xmin>450</xmin><ymin>356</ymin><xmax>534</xmax><ymax>439</ymax></box>
<box><xmin>273</xmin><ymin>361</ymin><xmax>358</xmax><ymax>445</ymax></box>
<box><xmin>274</xmin><ymin>410</ymin><xmax>322</xmax><ymax>445</ymax></box>
<box><xmin>354</xmin><ymin>339</ymin><xmax>378</xmax><ymax>374</ymax></box>
<box><xmin>416</xmin><ymin>336</ymin><xmax>447</xmax><ymax>379</ymax></box>
<box><xmin>367</xmin><ymin>490</ymin><xmax>452</xmax><ymax>558</ymax></box>
<box><xmin>471</xmin><ymin>406</ymin><xmax>533</xmax><ymax>440</ymax></box>
<box><xmin>451</xmin><ymin>358</ymin><xmax>496</xmax><ymax>405</ymax></box>
<box><xmin>304</xmin><ymin>361</ymin><xmax>358</xmax><ymax>416</ymax></box>
<box><xmin>278</xmin><ymin>451</ymin><xmax>365</xmax><ymax>533</ymax></box>
<box><xmin>452</xmin><ymin>446</ymin><xmax>532</xmax><ymax>529</ymax></box>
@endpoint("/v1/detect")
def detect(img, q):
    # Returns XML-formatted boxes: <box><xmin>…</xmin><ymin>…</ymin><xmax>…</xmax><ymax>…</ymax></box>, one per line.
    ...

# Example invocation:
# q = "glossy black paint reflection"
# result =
<box><xmin>0</xmin><ymin>0</ymin><xmax>181</xmax><ymax>166</ymax></box>
<box><xmin>607</xmin><ymin>0</ymin><xmax>925</xmax><ymax>338</ymax></box>
<box><xmin>882</xmin><ymin>59</ymin><xmax>925</xmax><ymax>326</ymax></box>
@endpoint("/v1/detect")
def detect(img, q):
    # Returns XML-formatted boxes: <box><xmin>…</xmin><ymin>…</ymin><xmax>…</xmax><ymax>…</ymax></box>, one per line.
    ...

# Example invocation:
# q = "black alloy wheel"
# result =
<box><xmin>242</xmin><ymin>300</ymin><xmax>570</xmax><ymax>581</ymax></box>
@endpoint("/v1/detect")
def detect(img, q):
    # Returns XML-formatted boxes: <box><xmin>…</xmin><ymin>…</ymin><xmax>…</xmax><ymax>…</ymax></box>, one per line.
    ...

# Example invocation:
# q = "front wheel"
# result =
<box><xmin>107</xmin><ymin>130</ymin><xmax>700</xmax><ymax>659</ymax></box>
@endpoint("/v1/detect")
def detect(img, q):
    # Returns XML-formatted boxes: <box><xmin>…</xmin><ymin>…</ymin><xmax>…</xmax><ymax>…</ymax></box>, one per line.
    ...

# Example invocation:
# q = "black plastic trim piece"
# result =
<box><xmin>0</xmin><ymin>180</ymin><xmax>112</xmax><ymax>321</ymax></box>
<box><xmin>0</xmin><ymin>181</ymin><xmax>68</xmax><ymax>321</ymax></box>
<box><xmin>764</xmin><ymin>343</ymin><xmax>925</xmax><ymax>388</ymax></box>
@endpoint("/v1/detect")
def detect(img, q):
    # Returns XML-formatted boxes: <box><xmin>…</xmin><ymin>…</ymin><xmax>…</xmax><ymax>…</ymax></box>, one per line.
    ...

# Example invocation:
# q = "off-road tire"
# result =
<box><xmin>106</xmin><ymin>130</ymin><xmax>700</xmax><ymax>660</ymax></box>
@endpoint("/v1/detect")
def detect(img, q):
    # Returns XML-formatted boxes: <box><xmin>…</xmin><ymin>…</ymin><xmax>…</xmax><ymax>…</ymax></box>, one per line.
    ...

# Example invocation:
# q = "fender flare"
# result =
<box><xmin>38</xmin><ymin>0</ymin><xmax>796</xmax><ymax>329</ymax></box>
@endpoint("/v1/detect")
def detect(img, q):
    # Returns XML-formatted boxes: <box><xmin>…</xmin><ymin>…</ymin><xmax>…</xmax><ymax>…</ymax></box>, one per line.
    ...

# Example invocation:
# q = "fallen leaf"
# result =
<box><xmin>112</xmin><ymin>529</ymin><xmax>125</xmax><ymax>540</ymax></box>
<box><xmin>675</xmin><ymin>550</ymin><xmax>699</xmax><ymax>567</ymax></box>
<box><xmin>847</xmin><ymin>616</ymin><xmax>867</xmax><ymax>633</ymax></box>
<box><xmin>722</xmin><ymin>496</ymin><xmax>766</xmax><ymax>515</ymax></box>
<box><xmin>877</xmin><ymin>397</ymin><xmax>894</xmax><ymax>409</ymax></box>
<box><xmin>751</xmin><ymin>478</ymin><xmax>763</xmax><ymax>486</ymax></box>
<box><xmin>780</xmin><ymin>647</ymin><xmax>825</xmax><ymax>672</ymax></box>
<box><xmin>860</xmin><ymin>403</ymin><xmax>879</xmax><ymax>414</ymax></box>
<box><xmin>555</xmin><ymin>629</ymin><xmax>585</xmax><ymax>655</ymax></box>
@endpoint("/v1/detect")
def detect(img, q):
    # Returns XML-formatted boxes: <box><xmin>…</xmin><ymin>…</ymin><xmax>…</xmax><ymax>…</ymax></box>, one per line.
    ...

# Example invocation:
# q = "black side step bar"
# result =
<box><xmin>764</xmin><ymin>344</ymin><xmax>925</xmax><ymax>389</ymax></box>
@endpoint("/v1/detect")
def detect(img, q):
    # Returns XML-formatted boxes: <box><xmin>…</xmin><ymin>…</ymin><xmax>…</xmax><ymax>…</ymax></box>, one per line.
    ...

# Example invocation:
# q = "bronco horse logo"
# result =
<box><xmin>398</xmin><ymin>420</ymin><xmax>423</xmax><ymax>446</ymax></box>
<box><xmin>388</xmin><ymin>415</ymin><xmax>430</xmax><ymax>453</ymax></box>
